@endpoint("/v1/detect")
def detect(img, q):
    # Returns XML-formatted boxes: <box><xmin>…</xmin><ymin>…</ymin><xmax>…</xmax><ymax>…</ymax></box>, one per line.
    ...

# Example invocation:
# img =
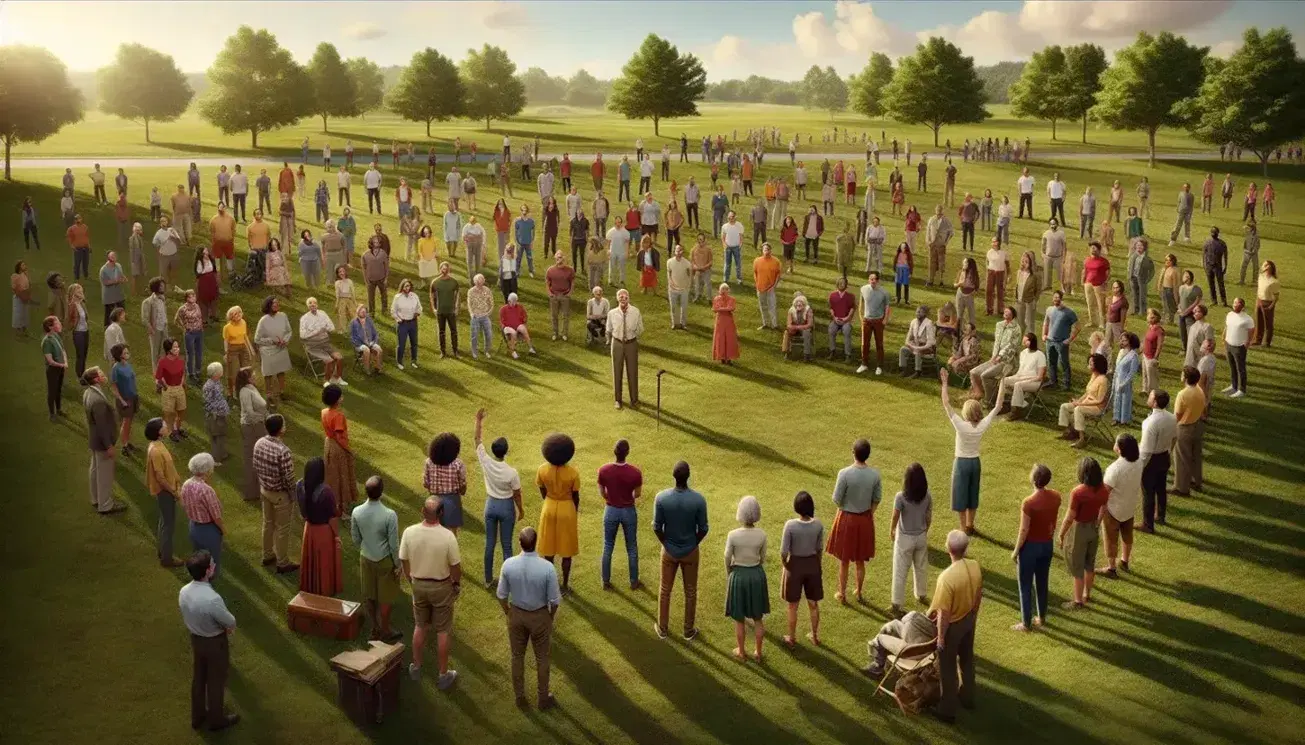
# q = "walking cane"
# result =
<box><xmin>656</xmin><ymin>369</ymin><xmax>666</xmax><ymax>428</ymax></box>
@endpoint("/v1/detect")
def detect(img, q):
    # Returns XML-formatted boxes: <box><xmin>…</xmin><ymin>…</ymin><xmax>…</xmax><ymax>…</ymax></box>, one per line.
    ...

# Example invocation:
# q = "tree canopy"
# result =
<box><xmin>345</xmin><ymin>58</ymin><xmax>385</xmax><ymax>117</ymax></box>
<box><xmin>849</xmin><ymin>53</ymin><xmax>894</xmax><ymax>119</ymax></box>
<box><xmin>1063</xmin><ymin>44</ymin><xmax>1108</xmax><ymax>143</ymax></box>
<box><xmin>1189</xmin><ymin>27</ymin><xmax>1305</xmax><ymax>176</ymax></box>
<box><xmin>0</xmin><ymin>45</ymin><xmax>84</xmax><ymax>180</ymax></box>
<box><xmin>386</xmin><ymin>48</ymin><xmax>465</xmax><ymax>137</ymax></box>
<box><xmin>1092</xmin><ymin>31</ymin><xmax>1207</xmax><ymax>166</ymax></box>
<box><xmin>519</xmin><ymin>67</ymin><xmax>567</xmax><ymax>106</ymax></box>
<box><xmin>96</xmin><ymin>43</ymin><xmax>192</xmax><ymax>143</ymax></box>
<box><xmin>1009</xmin><ymin>45</ymin><xmax>1070</xmax><ymax>139</ymax></box>
<box><xmin>802</xmin><ymin>65</ymin><xmax>849</xmax><ymax>121</ymax></box>
<box><xmin>461</xmin><ymin>45</ymin><xmax>527</xmax><ymax>130</ymax></box>
<box><xmin>607</xmin><ymin>34</ymin><xmax>707</xmax><ymax>136</ymax></box>
<box><xmin>197</xmin><ymin>27</ymin><xmax>310</xmax><ymax>148</ymax></box>
<box><xmin>881</xmin><ymin>37</ymin><xmax>989</xmax><ymax>146</ymax></box>
<box><xmin>306</xmin><ymin>43</ymin><xmax>358</xmax><ymax>132</ymax></box>
<box><xmin>564</xmin><ymin>70</ymin><xmax>606</xmax><ymax>108</ymax></box>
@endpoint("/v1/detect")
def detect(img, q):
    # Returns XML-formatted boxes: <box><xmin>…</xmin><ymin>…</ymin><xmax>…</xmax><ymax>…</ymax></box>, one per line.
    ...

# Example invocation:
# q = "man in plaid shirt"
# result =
<box><xmin>252</xmin><ymin>414</ymin><xmax>299</xmax><ymax>573</ymax></box>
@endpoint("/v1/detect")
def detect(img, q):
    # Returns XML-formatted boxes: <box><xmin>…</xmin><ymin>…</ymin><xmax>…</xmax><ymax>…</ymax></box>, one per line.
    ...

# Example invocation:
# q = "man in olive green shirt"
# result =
<box><xmin>428</xmin><ymin>263</ymin><xmax>461</xmax><ymax>358</ymax></box>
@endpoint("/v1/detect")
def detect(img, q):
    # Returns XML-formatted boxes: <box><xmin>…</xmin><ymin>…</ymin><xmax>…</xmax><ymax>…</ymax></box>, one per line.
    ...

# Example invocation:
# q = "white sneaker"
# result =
<box><xmin>396</xmin><ymin>363</ymin><xmax>405</xmax><ymax>370</ymax></box>
<box><xmin>511</xmin><ymin>351</ymin><xmax>520</xmax><ymax>359</ymax></box>
<box><xmin>875</xmin><ymin>367</ymin><xmax>883</xmax><ymax>375</ymax></box>
<box><xmin>529</xmin><ymin>347</ymin><xmax>537</xmax><ymax>355</ymax></box>
<box><xmin>1230</xmin><ymin>390</ymin><xmax>1244</xmax><ymax>398</ymax></box>
<box><xmin>410</xmin><ymin>362</ymin><xmax>419</xmax><ymax>369</ymax></box>
<box><xmin>471</xmin><ymin>351</ymin><xmax>479</xmax><ymax>359</ymax></box>
<box><xmin>562</xmin><ymin>335</ymin><xmax>568</xmax><ymax>341</ymax></box>
<box><xmin>1221</xmin><ymin>386</ymin><xmax>1235</xmax><ymax>394</ymax></box>
<box><xmin>337</xmin><ymin>379</ymin><xmax>349</xmax><ymax>387</ymax></box>
<box><xmin>322</xmin><ymin>380</ymin><xmax>331</xmax><ymax>387</ymax></box>
<box><xmin>856</xmin><ymin>364</ymin><xmax>869</xmax><ymax>374</ymax></box>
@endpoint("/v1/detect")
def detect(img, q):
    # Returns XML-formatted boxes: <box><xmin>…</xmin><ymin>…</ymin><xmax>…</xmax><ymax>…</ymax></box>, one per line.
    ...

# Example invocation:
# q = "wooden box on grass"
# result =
<box><xmin>287</xmin><ymin>592</ymin><xmax>362</xmax><ymax>641</ymax></box>
<box><xmin>330</xmin><ymin>641</ymin><xmax>406</xmax><ymax>726</ymax></box>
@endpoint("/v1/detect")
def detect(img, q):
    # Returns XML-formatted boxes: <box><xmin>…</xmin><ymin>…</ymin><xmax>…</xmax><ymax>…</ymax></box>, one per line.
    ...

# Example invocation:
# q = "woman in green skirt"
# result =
<box><xmin>725</xmin><ymin>495</ymin><xmax>770</xmax><ymax>661</ymax></box>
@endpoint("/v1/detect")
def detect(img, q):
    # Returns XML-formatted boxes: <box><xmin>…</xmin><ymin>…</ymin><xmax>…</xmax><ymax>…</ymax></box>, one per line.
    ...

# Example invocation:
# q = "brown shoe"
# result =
<box><xmin>275</xmin><ymin>562</ymin><xmax>300</xmax><ymax>574</ymax></box>
<box><xmin>261</xmin><ymin>557</ymin><xmax>277</xmax><ymax>567</ymax></box>
<box><xmin>538</xmin><ymin>694</ymin><xmax>557</xmax><ymax>710</ymax></box>
<box><xmin>208</xmin><ymin>713</ymin><xmax>240</xmax><ymax>731</ymax></box>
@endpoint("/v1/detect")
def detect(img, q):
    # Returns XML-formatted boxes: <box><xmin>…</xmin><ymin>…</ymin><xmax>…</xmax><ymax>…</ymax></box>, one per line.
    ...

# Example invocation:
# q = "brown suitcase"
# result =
<box><xmin>287</xmin><ymin>592</ymin><xmax>363</xmax><ymax>641</ymax></box>
<box><xmin>330</xmin><ymin>642</ymin><xmax>406</xmax><ymax>726</ymax></box>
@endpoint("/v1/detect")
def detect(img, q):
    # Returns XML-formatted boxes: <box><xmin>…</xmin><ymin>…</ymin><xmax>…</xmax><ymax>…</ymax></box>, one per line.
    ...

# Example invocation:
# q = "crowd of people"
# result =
<box><xmin>13</xmin><ymin>135</ymin><xmax>1289</xmax><ymax>733</ymax></box>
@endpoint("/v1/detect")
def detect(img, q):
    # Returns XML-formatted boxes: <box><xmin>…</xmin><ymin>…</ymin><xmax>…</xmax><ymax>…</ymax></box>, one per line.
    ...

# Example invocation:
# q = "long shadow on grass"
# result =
<box><xmin>632</xmin><ymin>406</ymin><xmax>824</xmax><ymax>478</ymax></box>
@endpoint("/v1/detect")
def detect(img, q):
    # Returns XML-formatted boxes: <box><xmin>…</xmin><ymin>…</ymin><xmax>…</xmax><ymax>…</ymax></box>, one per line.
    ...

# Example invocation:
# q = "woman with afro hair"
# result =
<box><xmin>536</xmin><ymin>433</ymin><xmax>581</xmax><ymax>593</ymax></box>
<box><xmin>423</xmin><ymin>432</ymin><xmax>468</xmax><ymax>534</ymax></box>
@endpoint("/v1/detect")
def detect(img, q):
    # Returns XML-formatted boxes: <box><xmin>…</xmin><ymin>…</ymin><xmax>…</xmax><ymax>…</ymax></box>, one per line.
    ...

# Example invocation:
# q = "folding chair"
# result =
<box><xmin>1084</xmin><ymin>388</ymin><xmax>1115</xmax><ymax>444</ymax></box>
<box><xmin>874</xmin><ymin>637</ymin><xmax>940</xmax><ymax>702</ymax></box>
<box><xmin>301</xmin><ymin>342</ymin><xmax>323</xmax><ymax>381</ymax></box>
<box><xmin>1026</xmin><ymin>383</ymin><xmax>1054</xmax><ymax>421</ymax></box>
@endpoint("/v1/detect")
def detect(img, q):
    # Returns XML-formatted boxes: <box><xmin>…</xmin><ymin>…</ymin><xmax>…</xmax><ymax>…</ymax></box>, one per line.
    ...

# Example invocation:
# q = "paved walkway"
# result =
<box><xmin>7</xmin><ymin>149</ymin><xmax>1221</xmax><ymax>171</ymax></box>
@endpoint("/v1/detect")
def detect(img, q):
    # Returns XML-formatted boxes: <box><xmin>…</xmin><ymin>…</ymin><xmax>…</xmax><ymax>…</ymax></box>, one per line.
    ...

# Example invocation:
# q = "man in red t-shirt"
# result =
<box><xmin>828</xmin><ymin>277</ymin><xmax>857</xmax><ymax>360</ymax></box>
<box><xmin>545</xmin><ymin>252</ymin><xmax>575</xmax><ymax>341</ymax></box>
<box><xmin>596</xmin><ymin>439</ymin><xmax>644</xmax><ymax>590</ymax></box>
<box><xmin>1081</xmin><ymin>241</ymin><xmax>1111</xmax><ymax>328</ymax></box>
<box><xmin>591</xmin><ymin>155</ymin><xmax>605</xmax><ymax>193</ymax></box>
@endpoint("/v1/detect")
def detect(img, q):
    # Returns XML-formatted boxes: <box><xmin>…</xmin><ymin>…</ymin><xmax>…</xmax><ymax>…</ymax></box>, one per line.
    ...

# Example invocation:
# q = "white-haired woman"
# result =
<box><xmin>467</xmin><ymin>273</ymin><xmax>494</xmax><ymax>359</ymax></box>
<box><xmin>782</xmin><ymin>291</ymin><xmax>814</xmax><ymax>360</ymax></box>
<box><xmin>725</xmin><ymin>495</ymin><xmax>770</xmax><ymax>661</ymax></box>
<box><xmin>498</xmin><ymin>292</ymin><xmax>534</xmax><ymax>358</ymax></box>
<box><xmin>940</xmin><ymin>368</ymin><xmax>1005</xmax><ymax>536</ymax></box>
<box><xmin>181</xmin><ymin>452</ymin><xmax>226</xmax><ymax>578</ymax></box>
<box><xmin>201</xmin><ymin>361</ymin><xmax>230</xmax><ymax>462</ymax></box>
<box><xmin>586</xmin><ymin>285</ymin><xmax>610</xmax><ymax>345</ymax></box>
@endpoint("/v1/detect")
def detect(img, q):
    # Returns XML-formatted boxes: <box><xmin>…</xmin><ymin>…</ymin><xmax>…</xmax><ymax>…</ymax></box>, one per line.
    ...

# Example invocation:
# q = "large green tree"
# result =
<box><xmin>1063</xmin><ymin>44</ymin><xmax>1108</xmax><ymax>143</ymax></box>
<box><xmin>1091</xmin><ymin>31</ymin><xmax>1207</xmax><ymax>167</ymax></box>
<box><xmin>0</xmin><ymin>45</ymin><xmax>84</xmax><ymax>180</ymax></box>
<box><xmin>306</xmin><ymin>43</ymin><xmax>358</xmax><ymax>132</ymax></box>
<box><xmin>848</xmin><ymin>52</ymin><xmax>894</xmax><ymax>119</ymax></box>
<box><xmin>345</xmin><ymin>58</ymin><xmax>385</xmax><ymax>118</ymax></box>
<box><xmin>1189</xmin><ymin>27</ymin><xmax>1305</xmax><ymax>176</ymax></box>
<box><xmin>197</xmin><ymin>27</ymin><xmax>310</xmax><ymax>148</ymax></box>
<box><xmin>607</xmin><ymin>34</ymin><xmax>708</xmax><ymax>136</ymax></box>
<box><xmin>461</xmin><ymin>45</ymin><xmax>526</xmax><ymax>130</ymax></box>
<box><xmin>96</xmin><ymin>43</ymin><xmax>192</xmax><ymax>143</ymax></box>
<box><xmin>881</xmin><ymin>37</ymin><xmax>988</xmax><ymax>146</ymax></box>
<box><xmin>386</xmin><ymin>48</ymin><xmax>465</xmax><ymax>137</ymax></box>
<box><xmin>519</xmin><ymin>67</ymin><xmax>567</xmax><ymax>105</ymax></box>
<box><xmin>1008</xmin><ymin>45</ymin><xmax>1070</xmax><ymax>139</ymax></box>
<box><xmin>564</xmin><ymin>69</ymin><xmax>606</xmax><ymax>108</ymax></box>
<box><xmin>801</xmin><ymin>66</ymin><xmax>848</xmax><ymax>122</ymax></box>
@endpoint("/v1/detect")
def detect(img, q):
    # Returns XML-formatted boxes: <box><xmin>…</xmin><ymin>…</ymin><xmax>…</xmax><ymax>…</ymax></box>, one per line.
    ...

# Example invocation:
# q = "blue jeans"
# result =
<box><xmin>1017</xmin><ymin>540</ymin><xmax>1053</xmax><ymax>626</ymax></box>
<box><xmin>483</xmin><ymin>498</ymin><xmax>516</xmax><ymax>584</ymax></box>
<box><xmin>723</xmin><ymin>245</ymin><xmax>742</xmax><ymax>282</ymax></box>
<box><xmin>517</xmin><ymin>244</ymin><xmax>535</xmax><ymax>274</ymax></box>
<box><xmin>601</xmin><ymin>505</ymin><xmax>639</xmax><ymax>587</ymax></box>
<box><xmin>396</xmin><ymin>319</ymin><xmax>418</xmax><ymax>362</ymax></box>
<box><xmin>184</xmin><ymin>329</ymin><xmax>203</xmax><ymax>378</ymax></box>
<box><xmin>1046</xmin><ymin>339</ymin><xmax>1071</xmax><ymax>389</ymax></box>
<box><xmin>470</xmin><ymin>315</ymin><xmax>492</xmax><ymax>356</ymax></box>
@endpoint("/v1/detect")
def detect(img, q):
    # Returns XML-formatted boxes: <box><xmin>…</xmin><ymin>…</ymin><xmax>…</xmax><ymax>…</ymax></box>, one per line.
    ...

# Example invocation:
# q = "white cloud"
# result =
<box><xmin>1209</xmin><ymin>39</ymin><xmax>1241</xmax><ymax>59</ymax></box>
<box><xmin>712</xmin><ymin>35</ymin><xmax>745</xmax><ymax>65</ymax></box>
<box><xmin>792</xmin><ymin>1</ymin><xmax>909</xmax><ymax>59</ymax></box>
<box><xmin>342</xmin><ymin>22</ymin><xmax>387</xmax><ymax>41</ymax></box>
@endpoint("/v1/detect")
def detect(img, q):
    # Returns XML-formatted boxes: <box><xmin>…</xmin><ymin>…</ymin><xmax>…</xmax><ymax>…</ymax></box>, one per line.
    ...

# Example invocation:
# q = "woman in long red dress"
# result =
<box><xmin>297</xmin><ymin>456</ymin><xmax>343</xmax><ymax>595</ymax></box>
<box><xmin>712</xmin><ymin>283</ymin><xmax>739</xmax><ymax>364</ymax></box>
<box><xmin>321</xmin><ymin>383</ymin><xmax>357</xmax><ymax>518</ymax></box>
<box><xmin>194</xmin><ymin>246</ymin><xmax>220</xmax><ymax>323</ymax></box>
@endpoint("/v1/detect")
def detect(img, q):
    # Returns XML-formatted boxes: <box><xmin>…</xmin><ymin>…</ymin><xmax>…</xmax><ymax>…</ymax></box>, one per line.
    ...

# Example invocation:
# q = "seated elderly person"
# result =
<box><xmin>300</xmin><ymin>297</ymin><xmax>346</xmax><ymax>387</ymax></box>
<box><xmin>782</xmin><ymin>291</ymin><xmax>814</xmax><ymax>360</ymax></box>
<box><xmin>348</xmin><ymin>305</ymin><xmax>383</xmax><ymax>374</ymax></box>
<box><xmin>586</xmin><ymin>286</ymin><xmax>610</xmax><ymax>345</ymax></box>
<box><xmin>969</xmin><ymin>307</ymin><xmax>1021</xmax><ymax>403</ymax></box>
<box><xmin>498</xmin><ymin>292</ymin><xmax>536</xmax><ymax>359</ymax></box>
<box><xmin>1058</xmin><ymin>352</ymin><xmax>1109</xmax><ymax>447</ymax></box>
<box><xmin>863</xmin><ymin>610</ymin><xmax>936</xmax><ymax>679</ymax></box>
<box><xmin>898</xmin><ymin>305</ymin><xmax>936</xmax><ymax>377</ymax></box>
<box><xmin>946</xmin><ymin>322</ymin><xmax>982</xmax><ymax>378</ymax></box>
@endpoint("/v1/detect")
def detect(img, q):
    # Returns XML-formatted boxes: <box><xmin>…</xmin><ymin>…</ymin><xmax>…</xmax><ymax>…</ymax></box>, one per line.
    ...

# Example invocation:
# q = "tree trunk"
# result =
<box><xmin>1051</xmin><ymin>118</ymin><xmax>1057</xmax><ymax>141</ymax></box>
<box><xmin>485</xmin><ymin>117</ymin><xmax>492</xmax><ymax>131</ymax></box>
<box><xmin>322</xmin><ymin>114</ymin><xmax>328</xmax><ymax>133</ymax></box>
<box><xmin>1081</xmin><ymin>112</ymin><xmax>1088</xmax><ymax>144</ymax></box>
<box><xmin>932</xmin><ymin>123</ymin><xmax>940</xmax><ymax>147</ymax></box>
<box><xmin>145</xmin><ymin>118</ymin><xmax>151</xmax><ymax>144</ymax></box>
<box><xmin>1147</xmin><ymin>128</ymin><xmax>1156</xmax><ymax>168</ymax></box>
<box><xmin>1259</xmin><ymin>151</ymin><xmax>1269</xmax><ymax>177</ymax></box>
<box><xmin>3</xmin><ymin>137</ymin><xmax>10</xmax><ymax>181</ymax></box>
<box><xmin>251</xmin><ymin>129</ymin><xmax>259</xmax><ymax>149</ymax></box>
<box><xmin>654</xmin><ymin>116</ymin><xmax>660</xmax><ymax>137</ymax></box>
<box><xmin>426</xmin><ymin>120</ymin><xmax>431</xmax><ymax>138</ymax></box>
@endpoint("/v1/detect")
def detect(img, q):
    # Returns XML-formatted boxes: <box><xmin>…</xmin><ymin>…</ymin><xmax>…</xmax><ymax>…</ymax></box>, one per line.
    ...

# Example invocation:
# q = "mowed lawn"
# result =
<box><xmin>9</xmin><ymin>103</ymin><xmax>1210</xmax><ymax>161</ymax></box>
<box><xmin>0</xmin><ymin>143</ymin><xmax>1302</xmax><ymax>745</ymax></box>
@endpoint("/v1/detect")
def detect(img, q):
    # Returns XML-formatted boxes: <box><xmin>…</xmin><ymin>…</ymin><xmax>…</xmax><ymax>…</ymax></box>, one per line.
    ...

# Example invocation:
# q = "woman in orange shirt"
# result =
<box><xmin>321</xmin><ymin>383</ymin><xmax>357</xmax><ymax>518</ymax></box>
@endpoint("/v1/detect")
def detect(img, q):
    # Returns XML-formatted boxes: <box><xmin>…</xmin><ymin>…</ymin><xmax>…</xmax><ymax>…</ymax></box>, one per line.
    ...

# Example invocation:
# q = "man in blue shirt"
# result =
<box><xmin>513</xmin><ymin>205</ymin><xmax>537</xmax><ymax>278</ymax></box>
<box><xmin>351</xmin><ymin>476</ymin><xmax>404</xmax><ymax>642</ymax></box>
<box><xmin>178</xmin><ymin>550</ymin><xmax>239</xmax><ymax>732</ymax></box>
<box><xmin>1041</xmin><ymin>290</ymin><xmax>1081</xmax><ymax>390</ymax></box>
<box><xmin>652</xmin><ymin>461</ymin><xmax>709</xmax><ymax>641</ymax></box>
<box><xmin>497</xmin><ymin>527</ymin><xmax>561</xmax><ymax>710</ymax></box>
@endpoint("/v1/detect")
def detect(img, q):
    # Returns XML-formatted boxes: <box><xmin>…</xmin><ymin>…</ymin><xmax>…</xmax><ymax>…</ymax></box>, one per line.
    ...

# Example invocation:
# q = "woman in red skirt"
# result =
<box><xmin>636</xmin><ymin>235</ymin><xmax>660</xmax><ymax>294</ymax></box>
<box><xmin>194</xmin><ymin>246</ymin><xmax>220</xmax><ymax>323</ymax></box>
<box><xmin>825</xmin><ymin>438</ymin><xmax>882</xmax><ymax>603</ymax></box>
<box><xmin>297</xmin><ymin>456</ymin><xmax>343</xmax><ymax>596</ymax></box>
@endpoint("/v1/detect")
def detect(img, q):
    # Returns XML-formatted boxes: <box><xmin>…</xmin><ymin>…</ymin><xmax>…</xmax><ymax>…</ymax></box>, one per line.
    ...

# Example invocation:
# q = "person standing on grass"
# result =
<box><xmin>825</xmin><ymin>438</ymin><xmax>881</xmax><ymax>604</ymax></box>
<box><xmin>927</xmin><ymin>529</ymin><xmax>982</xmax><ymax>724</ymax></box>
<box><xmin>724</xmin><ymin>496</ymin><xmax>769</xmax><ymax>662</ymax></box>
<box><xmin>428</xmin><ymin>263</ymin><xmax>461</xmax><ymax>358</ymax></box>
<box><xmin>544</xmin><ymin>252</ymin><xmax>575</xmax><ymax>342</ymax></box>
<box><xmin>84</xmin><ymin>366</ymin><xmax>127</xmax><ymax>515</ymax></box>
<box><xmin>597</xmin><ymin>439</ymin><xmax>643</xmax><ymax>591</ymax></box>
<box><xmin>606</xmin><ymin>289</ymin><xmax>643</xmax><ymax>409</ymax></box>
<box><xmin>1098</xmin><ymin>433</ymin><xmax>1143</xmax><ymax>579</ymax></box>
<box><xmin>351</xmin><ymin>476</ymin><xmax>404</xmax><ymax>642</ymax></box>
<box><xmin>252</xmin><ymin>414</ymin><xmax>299</xmax><ymax>575</ymax></box>
<box><xmin>925</xmin><ymin>205</ymin><xmax>954</xmax><ymax>287</ymax></box>
<box><xmin>535</xmin><ymin>433</ymin><xmax>581</xmax><ymax>594</ymax></box>
<box><xmin>652</xmin><ymin>461</ymin><xmax>709</xmax><ymax>641</ymax></box>
<box><xmin>1010</xmin><ymin>464</ymin><xmax>1059</xmax><ymax>632</ymax></box>
<box><xmin>940</xmin><ymin>370</ymin><xmax>1005</xmax><ymax>536</ymax></box>
<box><xmin>780</xmin><ymin>491</ymin><xmax>824</xmax><ymax>647</ymax></box>
<box><xmin>1223</xmin><ymin>297</ymin><xmax>1253</xmax><ymax>398</ymax></box>
<box><xmin>1202</xmin><ymin>227</ymin><xmax>1229</xmax><ymax>308</ymax></box>
<box><xmin>1057</xmin><ymin>457</ymin><xmax>1107</xmax><ymax>613</ymax></box>
<box><xmin>145</xmin><ymin>417</ymin><xmax>183</xmax><ymax>567</ymax></box>
<box><xmin>497</xmin><ymin>527</ymin><xmax>561</xmax><ymax>710</ymax></box>
<box><xmin>1139</xmin><ymin>390</ymin><xmax>1177</xmax><ymax>531</ymax></box>
<box><xmin>473</xmin><ymin>409</ymin><xmax>524</xmax><ymax>586</ymax></box>
<box><xmin>1040</xmin><ymin>219</ymin><xmax>1067</xmax><ymax>295</ymax></box>
<box><xmin>400</xmin><ymin>497</ymin><xmax>462</xmax><ymax>690</ymax></box>
<box><xmin>295</xmin><ymin>456</ymin><xmax>343</xmax><ymax>597</ymax></box>
<box><xmin>1168</xmin><ymin>183</ymin><xmax>1195</xmax><ymax>246</ymax></box>
<box><xmin>178</xmin><ymin>549</ymin><xmax>239</xmax><ymax>732</ymax></box>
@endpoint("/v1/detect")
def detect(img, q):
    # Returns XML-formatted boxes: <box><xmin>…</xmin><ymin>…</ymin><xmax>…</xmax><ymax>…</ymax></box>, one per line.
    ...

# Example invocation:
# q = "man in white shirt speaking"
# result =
<box><xmin>605</xmin><ymin>289</ymin><xmax>644</xmax><ymax>409</ymax></box>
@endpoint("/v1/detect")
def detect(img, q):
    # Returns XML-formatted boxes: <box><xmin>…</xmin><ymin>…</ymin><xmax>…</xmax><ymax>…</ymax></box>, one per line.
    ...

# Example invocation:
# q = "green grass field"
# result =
<box><xmin>9</xmin><ymin>103</ymin><xmax>1210</xmax><ymax>161</ymax></box>
<box><xmin>0</xmin><ymin>107</ymin><xmax>1301</xmax><ymax>745</ymax></box>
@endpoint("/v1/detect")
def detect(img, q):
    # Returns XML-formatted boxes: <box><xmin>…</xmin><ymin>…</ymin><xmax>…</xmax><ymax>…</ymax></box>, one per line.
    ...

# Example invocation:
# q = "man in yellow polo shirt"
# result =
<box><xmin>399</xmin><ymin>497</ymin><xmax>462</xmax><ymax>690</ymax></box>
<box><xmin>1172</xmin><ymin>365</ymin><xmax>1207</xmax><ymax>495</ymax></box>
<box><xmin>928</xmin><ymin>529</ymin><xmax>983</xmax><ymax>723</ymax></box>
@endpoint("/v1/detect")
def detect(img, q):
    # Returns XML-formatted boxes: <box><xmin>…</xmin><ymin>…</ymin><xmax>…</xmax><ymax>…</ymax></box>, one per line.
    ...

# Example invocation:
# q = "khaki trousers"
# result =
<box><xmin>89</xmin><ymin>449</ymin><xmax>118</xmax><ymax>512</ymax></box>
<box><xmin>1004</xmin><ymin>375</ymin><xmax>1043</xmax><ymax>408</ymax></box>
<box><xmin>260</xmin><ymin>488</ymin><xmax>293</xmax><ymax>565</ymax></box>
<box><xmin>658</xmin><ymin>547</ymin><xmax>700</xmax><ymax>635</ymax></box>
<box><xmin>1174</xmin><ymin>421</ymin><xmax>1204</xmax><ymax>492</ymax></box>
<box><xmin>508</xmin><ymin>606</ymin><xmax>553</xmax><ymax>702</ymax></box>
<box><xmin>1083</xmin><ymin>283</ymin><xmax>1106</xmax><ymax>327</ymax></box>
<box><xmin>611</xmin><ymin>337</ymin><xmax>639</xmax><ymax>404</ymax></box>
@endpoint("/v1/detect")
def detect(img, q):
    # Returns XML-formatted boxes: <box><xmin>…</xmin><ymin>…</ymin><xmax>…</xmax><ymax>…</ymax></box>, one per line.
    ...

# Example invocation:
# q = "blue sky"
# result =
<box><xmin>3</xmin><ymin>1</ymin><xmax>1301</xmax><ymax>80</ymax></box>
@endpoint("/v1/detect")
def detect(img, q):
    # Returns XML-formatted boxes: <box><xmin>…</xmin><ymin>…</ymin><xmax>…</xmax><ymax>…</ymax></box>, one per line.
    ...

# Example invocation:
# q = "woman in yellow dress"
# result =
<box><xmin>535</xmin><ymin>433</ymin><xmax>580</xmax><ymax>594</ymax></box>
<box><xmin>416</xmin><ymin>225</ymin><xmax>440</xmax><ymax>281</ymax></box>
